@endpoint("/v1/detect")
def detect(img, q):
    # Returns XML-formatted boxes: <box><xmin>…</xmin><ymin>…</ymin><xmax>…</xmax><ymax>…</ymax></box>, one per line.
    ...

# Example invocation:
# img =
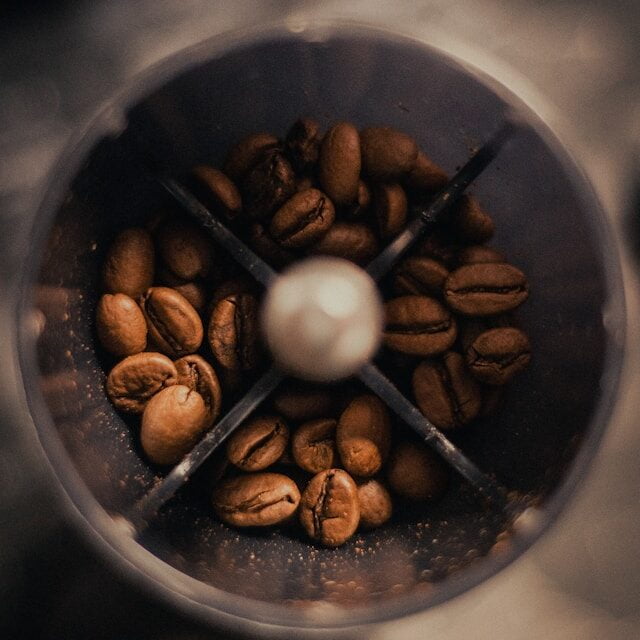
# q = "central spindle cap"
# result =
<box><xmin>261</xmin><ymin>257</ymin><xmax>384</xmax><ymax>381</ymax></box>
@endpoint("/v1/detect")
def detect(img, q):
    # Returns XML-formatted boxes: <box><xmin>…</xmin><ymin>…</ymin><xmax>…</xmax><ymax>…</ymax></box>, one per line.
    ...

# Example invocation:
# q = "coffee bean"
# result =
<box><xmin>337</xmin><ymin>394</ymin><xmax>391</xmax><ymax>477</ymax></box>
<box><xmin>457</xmin><ymin>314</ymin><xmax>515</xmax><ymax>353</ymax></box>
<box><xmin>296</xmin><ymin>175</ymin><xmax>316</xmax><ymax>192</ymax></box>
<box><xmin>249</xmin><ymin>223</ymin><xmax>297</xmax><ymax>268</ymax></box>
<box><xmin>404</xmin><ymin>150</ymin><xmax>449</xmax><ymax>192</ymax></box>
<box><xmin>345</xmin><ymin>179</ymin><xmax>372</xmax><ymax>219</ymax></box>
<box><xmin>444</xmin><ymin>263</ymin><xmax>529</xmax><ymax>316</ymax></box>
<box><xmin>357</xmin><ymin>478</ymin><xmax>393</xmax><ymax>529</ymax></box>
<box><xmin>384</xmin><ymin>295</ymin><xmax>457</xmax><ymax>356</ymax></box>
<box><xmin>156</xmin><ymin>218</ymin><xmax>214</xmax><ymax>281</ymax></box>
<box><xmin>226</xmin><ymin>415</ymin><xmax>289</xmax><ymax>471</ymax></box>
<box><xmin>465</xmin><ymin>327</ymin><xmax>531</xmax><ymax>385</ymax></box>
<box><xmin>360</xmin><ymin>126</ymin><xmax>419</xmax><ymax>179</ymax></box>
<box><xmin>192</xmin><ymin>165</ymin><xmax>242</xmax><ymax>220</ymax></box>
<box><xmin>223</xmin><ymin>132</ymin><xmax>279</xmax><ymax>182</ymax></box>
<box><xmin>412</xmin><ymin>352</ymin><xmax>482</xmax><ymax>429</ymax></box>
<box><xmin>386</xmin><ymin>442</ymin><xmax>448</xmax><ymax>500</ymax></box>
<box><xmin>208</xmin><ymin>293</ymin><xmax>259</xmax><ymax>372</ymax></box>
<box><xmin>318</xmin><ymin>122</ymin><xmax>361</xmax><ymax>206</ymax></box>
<box><xmin>393</xmin><ymin>256</ymin><xmax>449</xmax><ymax>298</ymax></box>
<box><xmin>269</xmin><ymin>188</ymin><xmax>335</xmax><ymax>249</ymax></box>
<box><xmin>174</xmin><ymin>354</ymin><xmax>222</xmax><ymax>426</ymax></box>
<box><xmin>209</xmin><ymin>276</ymin><xmax>257</xmax><ymax>310</ymax></box>
<box><xmin>106</xmin><ymin>351</ymin><xmax>177</xmax><ymax>413</ymax></box>
<box><xmin>446</xmin><ymin>195</ymin><xmax>494</xmax><ymax>244</ymax></box>
<box><xmin>308</xmin><ymin>222</ymin><xmax>378</xmax><ymax>265</ymax></box>
<box><xmin>299</xmin><ymin>469</ymin><xmax>360</xmax><ymax>546</ymax></box>
<box><xmin>141</xmin><ymin>287</ymin><xmax>203</xmax><ymax>358</ymax></box>
<box><xmin>157</xmin><ymin>266</ymin><xmax>209</xmax><ymax>314</ymax></box>
<box><xmin>213</xmin><ymin>472</ymin><xmax>300</xmax><ymax>527</ymax></box>
<box><xmin>285</xmin><ymin>118</ymin><xmax>321</xmax><ymax>172</ymax></box>
<box><xmin>416</xmin><ymin>230</ymin><xmax>461</xmax><ymax>268</ymax></box>
<box><xmin>373</xmin><ymin>183</ymin><xmax>407</xmax><ymax>239</ymax></box>
<box><xmin>141</xmin><ymin>384</ymin><xmax>208</xmax><ymax>465</ymax></box>
<box><xmin>457</xmin><ymin>245</ymin><xmax>506</xmax><ymax>265</ymax></box>
<box><xmin>291</xmin><ymin>418</ymin><xmax>338</xmax><ymax>474</ymax></box>
<box><xmin>272</xmin><ymin>382</ymin><xmax>339</xmax><ymax>421</ymax></box>
<box><xmin>96</xmin><ymin>293</ymin><xmax>147</xmax><ymax>356</ymax></box>
<box><xmin>102</xmin><ymin>228</ymin><xmax>154</xmax><ymax>298</ymax></box>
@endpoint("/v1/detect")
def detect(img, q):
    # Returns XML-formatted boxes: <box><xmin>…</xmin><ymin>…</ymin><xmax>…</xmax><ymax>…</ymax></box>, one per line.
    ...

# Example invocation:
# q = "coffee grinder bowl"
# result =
<box><xmin>16</xmin><ymin>22</ymin><xmax>624</xmax><ymax>637</ymax></box>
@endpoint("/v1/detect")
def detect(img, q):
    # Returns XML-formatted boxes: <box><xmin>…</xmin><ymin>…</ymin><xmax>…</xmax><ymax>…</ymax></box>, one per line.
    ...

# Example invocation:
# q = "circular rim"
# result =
<box><xmin>14</xmin><ymin>18</ymin><xmax>626</xmax><ymax>637</ymax></box>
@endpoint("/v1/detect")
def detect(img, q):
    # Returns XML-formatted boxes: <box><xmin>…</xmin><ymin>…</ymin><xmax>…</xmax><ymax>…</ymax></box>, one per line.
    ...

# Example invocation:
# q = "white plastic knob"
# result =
<box><xmin>261</xmin><ymin>257</ymin><xmax>384</xmax><ymax>381</ymax></box>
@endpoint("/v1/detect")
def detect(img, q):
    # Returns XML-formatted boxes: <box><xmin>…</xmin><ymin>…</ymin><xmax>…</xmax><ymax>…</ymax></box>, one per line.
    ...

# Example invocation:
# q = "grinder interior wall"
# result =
<box><xmin>30</xmin><ymin>31</ymin><xmax>608</xmax><ymax>606</ymax></box>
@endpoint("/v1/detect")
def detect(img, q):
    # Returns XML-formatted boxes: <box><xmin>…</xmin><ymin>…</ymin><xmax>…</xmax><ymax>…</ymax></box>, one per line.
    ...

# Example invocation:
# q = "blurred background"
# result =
<box><xmin>0</xmin><ymin>1</ymin><xmax>639</xmax><ymax>638</ymax></box>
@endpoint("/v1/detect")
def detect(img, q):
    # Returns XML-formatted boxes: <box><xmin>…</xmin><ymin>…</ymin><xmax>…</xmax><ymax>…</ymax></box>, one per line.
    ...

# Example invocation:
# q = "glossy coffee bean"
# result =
<box><xmin>299</xmin><ymin>469</ymin><xmax>360</xmax><ymax>546</ymax></box>
<box><xmin>308</xmin><ymin>222</ymin><xmax>378</xmax><ymax>265</ymax></box>
<box><xmin>357</xmin><ymin>478</ymin><xmax>393</xmax><ymax>529</ymax></box>
<box><xmin>318</xmin><ymin>122</ymin><xmax>361</xmax><ymax>206</ymax></box>
<box><xmin>141</xmin><ymin>287</ymin><xmax>203</xmax><ymax>358</ymax></box>
<box><xmin>213</xmin><ymin>472</ymin><xmax>300</xmax><ymax>527</ymax></box>
<box><xmin>393</xmin><ymin>256</ymin><xmax>449</xmax><ymax>298</ymax></box>
<box><xmin>102</xmin><ymin>228</ymin><xmax>154</xmax><ymax>298</ymax></box>
<box><xmin>412</xmin><ymin>352</ymin><xmax>482</xmax><ymax>429</ymax></box>
<box><xmin>360</xmin><ymin>126</ymin><xmax>419</xmax><ymax>179</ymax></box>
<box><xmin>457</xmin><ymin>245</ymin><xmax>506</xmax><ymax>265</ymax></box>
<box><xmin>373</xmin><ymin>183</ymin><xmax>407</xmax><ymax>239</ymax></box>
<box><xmin>249</xmin><ymin>223</ymin><xmax>297</xmax><ymax>269</ymax></box>
<box><xmin>285</xmin><ymin>117</ymin><xmax>321</xmax><ymax>172</ymax></box>
<box><xmin>174</xmin><ymin>354</ymin><xmax>222</xmax><ymax>426</ymax></box>
<box><xmin>96</xmin><ymin>293</ymin><xmax>147</xmax><ymax>356</ymax></box>
<box><xmin>404</xmin><ymin>150</ymin><xmax>449</xmax><ymax>192</ymax></box>
<box><xmin>337</xmin><ymin>394</ymin><xmax>391</xmax><ymax>477</ymax></box>
<box><xmin>223</xmin><ymin>132</ymin><xmax>279</xmax><ymax>182</ymax></box>
<box><xmin>226</xmin><ymin>415</ymin><xmax>289</xmax><ymax>471</ymax></box>
<box><xmin>465</xmin><ymin>327</ymin><xmax>532</xmax><ymax>385</ymax></box>
<box><xmin>444</xmin><ymin>263</ymin><xmax>529</xmax><ymax>316</ymax></box>
<box><xmin>270</xmin><ymin>188</ymin><xmax>335</xmax><ymax>249</ymax></box>
<box><xmin>446</xmin><ymin>195</ymin><xmax>495</xmax><ymax>244</ymax></box>
<box><xmin>291</xmin><ymin>418</ymin><xmax>338</xmax><ymax>474</ymax></box>
<box><xmin>386</xmin><ymin>442</ymin><xmax>448</xmax><ymax>501</ymax></box>
<box><xmin>141</xmin><ymin>384</ymin><xmax>208</xmax><ymax>465</ymax></box>
<box><xmin>156</xmin><ymin>218</ymin><xmax>214</xmax><ymax>281</ymax></box>
<box><xmin>384</xmin><ymin>295</ymin><xmax>457</xmax><ymax>356</ymax></box>
<box><xmin>192</xmin><ymin>165</ymin><xmax>242</xmax><ymax>220</ymax></box>
<box><xmin>106</xmin><ymin>351</ymin><xmax>177</xmax><ymax>414</ymax></box>
<box><xmin>272</xmin><ymin>382</ymin><xmax>339</xmax><ymax>421</ymax></box>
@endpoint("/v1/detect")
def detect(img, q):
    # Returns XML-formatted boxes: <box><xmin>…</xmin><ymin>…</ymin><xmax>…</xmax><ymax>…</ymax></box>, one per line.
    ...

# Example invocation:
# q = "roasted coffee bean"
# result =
<box><xmin>386</xmin><ymin>442</ymin><xmax>448</xmax><ymax>500</ymax></box>
<box><xmin>457</xmin><ymin>314</ymin><xmax>514</xmax><ymax>353</ymax></box>
<box><xmin>285</xmin><ymin>118</ymin><xmax>321</xmax><ymax>172</ymax></box>
<box><xmin>226</xmin><ymin>415</ymin><xmax>289</xmax><ymax>471</ymax></box>
<box><xmin>208</xmin><ymin>293</ymin><xmax>259</xmax><ymax>372</ymax></box>
<box><xmin>270</xmin><ymin>188</ymin><xmax>335</xmax><ymax>249</ymax></box>
<box><xmin>384</xmin><ymin>295</ymin><xmax>457</xmax><ymax>356</ymax></box>
<box><xmin>272</xmin><ymin>382</ymin><xmax>338</xmax><ymax>421</ymax></box>
<box><xmin>373</xmin><ymin>183</ymin><xmax>407</xmax><ymax>239</ymax></box>
<box><xmin>223</xmin><ymin>132</ymin><xmax>279</xmax><ymax>182</ymax></box>
<box><xmin>210</xmin><ymin>276</ymin><xmax>257</xmax><ymax>310</ymax></box>
<box><xmin>156</xmin><ymin>218</ymin><xmax>214</xmax><ymax>281</ymax></box>
<box><xmin>213</xmin><ymin>472</ymin><xmax>300</xmax><ymax>527</ymax></box>
<box><xmin>393</xmin><ymin>256</ymin><xmax>449</xmax><ymax>298</ymax></box>
<box><xmin>309</xmin><ymin>222</ymin><xmax>378</xmax><ymax>265</ymax></box>
<box><xmin>157</xmin><ymin>267</ymin><xmax>209</xmax><ymax>315</ymax></box>
<box><xmin>357</xmin><ymin>478</ymin><xmax>393</xmax><ymax>529</ymax></box>
<box><xmin>174</xmin><ymin>354</ymin><xmax>222</xmax><ymax>426</ymax></box>
<box><xmin>96</xmin><ymin>293</ymin><xmax>147</xmax><ymax>356</ymax></box>
<box><xmin>360</xmin><ymin>126</ymin><xmax>419</xmax><ymax>179</ymax></box>
<box><xmin>102</xmin><ymin>228</ymin><xmax>154</xmax><ymax>298</ymax></box>
<box><xmin>345</xmin><ymin>180</ymin><xmax>372</xmax><ymax>219</ymax></box>
<box><xmin>444</xmin><ymin>263</ymin><xmax>529</xmax><ymax>316</ymax></box>
<box><xmin>141</xmin><ymin>287</ymin><xmax>203</xmax><ymax>358</ymax></box>
<box><xmin>465</xmin><ymin>327</ymin><xmax>531</xmax><ymax>385</ymax></box>
<box><xmin>318</xmin><ymin>122</ymin><xmax>361</xmax><ymax>206</ymax></box>
<box><xmin>249</xmin><ymin>223</ymin><xmax>297</xmax><ymax>268</ymax></box>
<box><xmin>106</xmin><ymin>352</ymin><xmax>177</xmax><ymax>413</ymax></box>
<box><xmin>412</xmin><ymin>352</ymin><xmax>482</xmax><ymax>430</ymax></box>
<box><xmin>416</xmin><ymin>230</ymin><xmax>461</xmax><ymax>268</ymax></box>
<box><xmin>404</xmin><ymin>150</ymin><xmax>449</xmax><ymax>192</ymax></box>
<box><xmin>457</xmin><ymin>245</ymin><xmax>506</xmax><ymax>265</ymax></box>
<box><xmin>295</xmin><ymin>175</ymin><xmax>316</xmax><ymax>193</ymax></box>
<box><xmin>291</xmin><ymin>418</ymin><xmax>338</xmax><ymax>474</ymax></box>
<box><xmin>192</xmin><ymin>165</ymin><xmax>242</xmax><ymax>220</ymax></box>
<box><xmin>446</xmin><ymin>195</ymin><xmax>495</xmax><ymax>244</ymax></box>
<box><xmin>299</xmin><ymin>469</ymin><xmax>360</xmax><ymax>546</ymax></box>
<box><xmin>141</xmin><ymin>384</ymin><xmax>208</xmax><ymax>465</ymax></box>
<box><xmin>242</xmin><ymin>148</ymin><xmax>296</xmax><ymax>219</ymax></box>
<box><xmin>337</xmin><ymin>394</ymin><xmax>391</xmax><ymax>477</ymax></box>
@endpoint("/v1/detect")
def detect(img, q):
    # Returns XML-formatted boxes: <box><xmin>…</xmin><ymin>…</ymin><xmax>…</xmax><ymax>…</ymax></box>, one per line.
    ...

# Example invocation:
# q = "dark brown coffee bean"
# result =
<box><xmin>465</xmin><ymin>327</ymin><xmax>531</xmax><ymax>385</ymax></box>
<box><xmin>386</xmin><ymin>442</ymin><xmax>448</xmax><ymax>500</ymax></box>
<box><xmin>174</xmin><ymin>354</ymin><xmax>222</xmax><ymax>426</ymax></box>
<box><xmin>96</xmin><ymin>293</ymin><xmax>147</xmax><ymax>356</ymax></box>
<box><xmin>249</xmin><ymin>223</ymin><xmax>297</xmax><ymax>268</ymax></box>
<box><xmin>141</xmin><ymin>385</ymin><xmax>208</xmax><ymax>465</ymax></box>
<box><xmin>242</xmin><ymin>148</ymin><xmax>296</xmax><ymax>220</ymax></box>
<box><xmin>404</xmin><ymin>150</ymin><xmax>448</xmax><ymax>192</ymax></box>
<box><xmin>308</xmin><ymin>222</ymin><xmax>378</xmax><ymax>265</ymax></box>
<box><xmin>192</xmin><ymin>165</ymin><xmax>242</xmax><ymax>220</ymax></box>
<box><xmin>412</xmin><ymin>352</ymin><xmax>482</xmax><ymax>430</ymax></box>
<box><xmin>373</xmin><ymin>183</ymin><xmax>407</xmax><ymax>239</ymax></box>
<box><xmin>444</xmin><ymin>263</ymin><xmax>529</xmax><ymax>316</ymax></box>
<box><xmin>157</xmin><ymin>267</ymin><xmax>209</xmax><ymax>315</ymax></box>
<box><xmin>102</xmin><ymin>228</ymin><xmax>154</xmax><ymax>298</ymax></box>
<box><xmin>446</xmin><ymin>195</ymin><xmax>495</xmax><ymax>244</ymax></box>
<box><xmin>384</xmin><ymin>295</ymin><xmax>457</xmax><ymax>356</ymax></box>
<box><xmin>141</xmin><ymin>287</ymin><xmax>203</xmax><ymax>357</ymax></box>
<box><xmin>296</xmin><ymin>175</ymin><xmax>316</xmax><ymax>192</ymax></box>
<box><xmin>156</xmin><ymin>218</ymin><xmax>214</xmax><ymax>281</ymax></box>
<box><xmin>457</xmin><ymin>315</ymin><xmax>515</xmax><ymax>353</ymax></box>
<box><xmin>318</xmin><ymin>122</ymin><xmax>361</xmax><ymax>206</ymax></box>
<box><xmin>457</xmin><ymin>245</ymin><xmax>506</xmax><ymax>265</ymax></box>
<box><xmin>345</xmin><ymin>180</ymin><xmax>372</xmax><ymax>219</ymax></box>
<box><xmin>213</xmin><ymin>472</ymin><xmax>300</xmax><ymax>527</ymax></box>
<box><xmin>223</xmin><ymin>132</ymin><xmax>279</xmax><ymax>182</ymax></box>
<box><xmin>360</xmin><ymin>126</ymin><xmax>419</xmax><ymax>179</ymax></box>
<box><xmin>285</xmin><ymin>118</ymin><xmax>321</xmax><ymax>172</ymax></box>
<box><xmin>393</xmin><ymin>256</ymin><xmax>449</xmax><ymax>298</ymax></box>
<box><xmin>272</xmin><ymin>382</ymin><xmax>338</xmax><ymax>421</ymax></box>
<box><xmin>300</xmin><ymin>469</ymin><xmax>359</xmax><ymax>546</ymax></box>
<box><xmin>210</xmin><ymin>276</ymin><xmax>257</xmax><ymax>310</ymax></box>
<box><xmin>357</xmin><ymin>478</ymin><xmax>393</xmax><ymax>529</ymax></box>
<box><xmin>416</xmin><ymin>230</ymin><xmax>461</xmax><ymax>268</ymax></box>
<box><xmin>292</xmin><ymin>418</ymin><xmax>338</xmax><ymax>474</ymax></box>
<box><xmin>337</xmin><ymin>394</ymin><xmax>391</xmax><ymax>477</ymax></box>
<box><xmin>106</xmin><ymin>352</ymin><xmax>177</xmax><ymax>413</ymax></box>
<box><xmin>208</xmin><ymin>293</ymin><xmax>259</xmax><ymax>372</ymax></box>
<box><xmin>269</xmin><ymin>188</ymin><xmax>335</xmax><ymax>249</ymax></box>
<box><xmin>226</xmin><ymin>415</ymin><xmax>289</xmax><ymax>471</ymax></box>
